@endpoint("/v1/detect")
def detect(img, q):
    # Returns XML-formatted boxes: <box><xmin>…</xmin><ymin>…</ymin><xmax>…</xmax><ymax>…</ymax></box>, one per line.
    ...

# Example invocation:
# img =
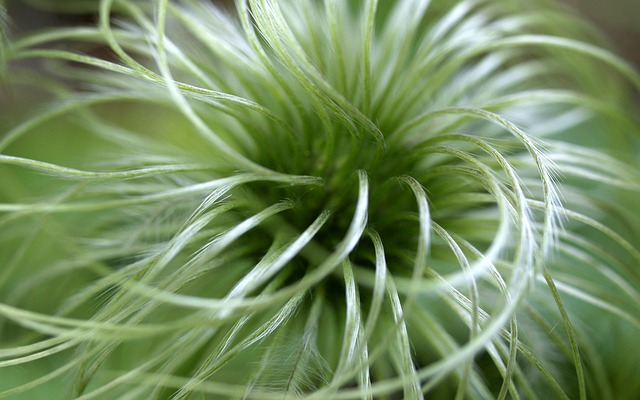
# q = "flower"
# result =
<box><xmin>1</xmin><ymin>0</ymin><xmax>639</xmax><ymax>398</ymax></box>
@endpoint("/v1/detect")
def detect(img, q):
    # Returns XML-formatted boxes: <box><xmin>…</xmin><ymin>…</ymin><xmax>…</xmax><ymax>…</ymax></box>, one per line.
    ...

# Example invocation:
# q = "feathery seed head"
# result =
<box><xmin>1</xmin><ymin>0</ymin><xmax>639</xmax><ymax>399</ymax></box>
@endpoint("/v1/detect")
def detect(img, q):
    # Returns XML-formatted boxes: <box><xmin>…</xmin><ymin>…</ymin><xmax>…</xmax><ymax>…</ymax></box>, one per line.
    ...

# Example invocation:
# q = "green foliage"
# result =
<box><xmin>1</xmin><ymin>0</ymin><xmax>639</xmax><ymax>398</ymax></box>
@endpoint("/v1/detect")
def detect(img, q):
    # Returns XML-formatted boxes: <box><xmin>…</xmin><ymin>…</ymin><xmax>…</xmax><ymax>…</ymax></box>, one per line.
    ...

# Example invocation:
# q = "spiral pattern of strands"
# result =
<box><xmin>1</xmin><ymin>0</ymin><xmax>639</xmax><ymax>399</ymax></box>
